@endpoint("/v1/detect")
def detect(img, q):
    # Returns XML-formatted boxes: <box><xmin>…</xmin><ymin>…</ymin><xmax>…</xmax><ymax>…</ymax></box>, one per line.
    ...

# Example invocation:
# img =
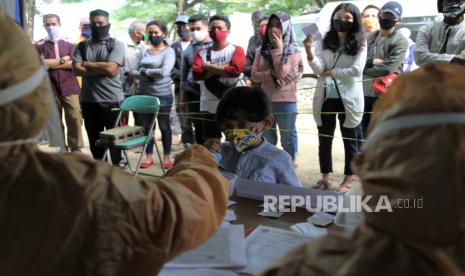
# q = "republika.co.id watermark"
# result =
<box><xmin>263</xmin><ymin>195</ymin><xmax>424</xmax><ymax>213</ymax></box>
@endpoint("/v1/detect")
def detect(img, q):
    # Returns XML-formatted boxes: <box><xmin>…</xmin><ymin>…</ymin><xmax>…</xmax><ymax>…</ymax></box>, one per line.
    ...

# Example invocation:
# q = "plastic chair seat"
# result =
<box><xmin>114</xmin><ymin>136</ymin><xmax>148</xmax><ymax>150</ymax></box>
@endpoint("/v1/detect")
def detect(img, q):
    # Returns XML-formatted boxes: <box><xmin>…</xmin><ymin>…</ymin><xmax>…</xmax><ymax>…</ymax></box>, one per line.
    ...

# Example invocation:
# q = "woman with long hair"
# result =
<box><xmin>131</xmin><ymin>20</ymin><xmax>176</xmax><ymax>169</ymax></box>
<box><xmin>304</xmin><ymin>3</ymin><xmax>367</xmax><ymax>192</ymax></box>
<box><xmin>251</xmin><ymin>11</ymin><xmax>302</xmax><ymax>165</ymax></box>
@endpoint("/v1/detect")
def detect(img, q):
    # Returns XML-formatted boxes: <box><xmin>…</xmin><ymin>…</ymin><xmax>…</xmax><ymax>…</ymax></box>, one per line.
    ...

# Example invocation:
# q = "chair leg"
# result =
<box><xmin>102</xmin><ymin>148</ymin><xmax>112</xmax><ymax>164</ymax></box>
<box><xmin>154</xmin><ymin>140</ymin><xmax>165</xmax><ymax>176</ymax></box>
<box><xmin>124</xmin><ymin>150</ymin><xmax>136</xmax><ymax>174</ymax></box>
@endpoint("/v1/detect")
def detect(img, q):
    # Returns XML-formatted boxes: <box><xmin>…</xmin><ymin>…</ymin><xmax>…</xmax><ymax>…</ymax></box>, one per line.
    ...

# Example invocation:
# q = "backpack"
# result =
<box><xmin>203</xmin><ymin>47</ymin><xmax>239</xmax><ymax>99</ymax></box>
<box><xmin>77</xmin><ymin>38</ymin><xmax>115</xmax><ymax>62</ymax></box>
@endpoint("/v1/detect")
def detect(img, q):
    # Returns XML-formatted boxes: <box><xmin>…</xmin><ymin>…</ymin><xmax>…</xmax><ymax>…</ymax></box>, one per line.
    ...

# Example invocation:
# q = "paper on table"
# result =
<box><xmin>159</xmin><ymin>268</ymin><xmax>239</xmax><ymax>276</ymax></box>
<box><xmin>240</xmin><ymin>225</ymin><xmax>309</xmax><ymax>275</ymax></box>
<box><xmin>165</xmin><ymin>225</ymin><xmax>247</xmax><ymax>269</ymax></box>
<box><xmin>307</xmin><ymin>212</ymin><xmax>335</xmax><ymax>227</ymax></box>
<box><xmin>291</xmin><ymin>222</ymin><xmax>328</xmax><ymax>238</ymax></box>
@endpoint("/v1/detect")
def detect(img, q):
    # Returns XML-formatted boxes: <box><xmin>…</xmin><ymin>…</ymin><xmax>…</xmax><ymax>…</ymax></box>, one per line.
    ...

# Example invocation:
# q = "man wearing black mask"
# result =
<box><xmin>171</xmin><ymin>15</ymin><xmax>194</xmax><ymax>147</ymax></box>
<box><xmin>415</xmin><ymin>0</ymin><xmax>465</xmax><ymax>65</ymax></box>
<box><xmin>72</xmin><ymin>9</ymin><xmax>126</xmax><ymax>166</ymax></box>
<box><xmin>361</xmin><ymin>1</ymin><xmax>408</xmax><ymax>141</ymax></box>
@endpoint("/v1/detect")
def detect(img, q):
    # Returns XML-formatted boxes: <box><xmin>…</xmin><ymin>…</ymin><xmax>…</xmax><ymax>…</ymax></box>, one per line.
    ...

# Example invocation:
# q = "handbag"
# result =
<box><xmin>203</xmin><ymin>48</ymin><xmax>238</xmax><ymax>99</ymax></box>
<box><xmin>372</xmin><ymin>72</ymin><xmax>398</xmax><ymax>95</ymax></box>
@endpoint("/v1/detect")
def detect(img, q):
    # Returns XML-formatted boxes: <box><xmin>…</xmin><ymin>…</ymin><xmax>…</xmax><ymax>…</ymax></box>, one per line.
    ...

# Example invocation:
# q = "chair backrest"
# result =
<box><xmin>120</xmin><ymin>95</ymin><xmax>160</xmax><ymax>114</ymax></box>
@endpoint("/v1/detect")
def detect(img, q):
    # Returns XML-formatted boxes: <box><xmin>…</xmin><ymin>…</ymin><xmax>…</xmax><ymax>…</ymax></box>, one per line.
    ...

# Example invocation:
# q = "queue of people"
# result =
<box><xmin>29</xmin><ymin>0</ymin><xmax>465</xmax><ymax>191</ymax></box>
<box><xmin>3</xmin><ymin>0</ymin><xmax>465</xmax><ymax>275</ymax></box>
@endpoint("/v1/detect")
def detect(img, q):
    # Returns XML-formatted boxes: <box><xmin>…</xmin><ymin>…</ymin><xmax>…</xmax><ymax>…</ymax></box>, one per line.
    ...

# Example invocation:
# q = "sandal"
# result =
<box><xmin>336</xmin><ymin>183</ymin><xmax>352</xmax><ymax>193</ymax></box>
<box><xmin>312</xmin><ymin>180</ymin><xmax>330</xmax><ymax>190</ymax></box>
<box><xmin>140</xmin><ymin>160</ymin><xmax>154</xmax><ymax>169</ymax></box>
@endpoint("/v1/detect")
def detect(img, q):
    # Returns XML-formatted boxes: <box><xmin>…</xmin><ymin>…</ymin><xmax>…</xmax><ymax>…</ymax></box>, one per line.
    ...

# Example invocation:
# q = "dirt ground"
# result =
<box><xmin>40</xmin><ymin>77</ymin><xmax>356</xmax><ymax>189</ymax></box>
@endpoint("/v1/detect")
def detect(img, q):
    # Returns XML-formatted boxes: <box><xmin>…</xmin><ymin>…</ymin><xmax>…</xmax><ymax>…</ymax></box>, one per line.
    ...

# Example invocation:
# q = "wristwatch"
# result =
<box><xmin>59</xmin><ymin>57</ymin><xmax>65</xmax><ymax>64</ymax></box>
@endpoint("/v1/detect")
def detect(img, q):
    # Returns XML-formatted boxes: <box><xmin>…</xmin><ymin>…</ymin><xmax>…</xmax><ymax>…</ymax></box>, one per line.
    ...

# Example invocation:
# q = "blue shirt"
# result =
<box><xmin>180</xmin><ymin>39</ymin><xmax>213</xmax><ymax>96</ymax></box>
<box><xmin>220</xmin><ymin>139</ymin><xmax>302</xmax><ymax>187</ymax></box>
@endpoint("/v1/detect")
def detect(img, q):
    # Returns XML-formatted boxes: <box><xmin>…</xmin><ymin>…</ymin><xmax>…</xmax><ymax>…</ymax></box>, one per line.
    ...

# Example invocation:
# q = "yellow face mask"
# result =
<box><xmin>363</xmin><ymin>17</ymin><xmax>379</xmax><ymax>32</ymax></box>
<box><xmin>224</xmin><ymin>125</ymin><xmax>262</xmax><ymax>152</ymax></box>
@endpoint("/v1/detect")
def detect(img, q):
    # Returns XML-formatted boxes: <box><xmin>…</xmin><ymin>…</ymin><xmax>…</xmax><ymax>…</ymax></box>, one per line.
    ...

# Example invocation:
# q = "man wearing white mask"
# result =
<box><xmin>180</xmin><ymin>14</ymin><xmax>212</xmax><ymax>145</ymax></box>
<box><xmin>35</xmin><ymin>14</ymin><xmax>84</xmax><ymax>152</ymax></box>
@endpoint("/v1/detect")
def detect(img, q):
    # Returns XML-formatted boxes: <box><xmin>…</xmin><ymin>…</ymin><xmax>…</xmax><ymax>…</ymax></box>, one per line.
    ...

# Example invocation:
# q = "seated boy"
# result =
<box><xmin>214</xmin><ymin>86</ymin><xmax>302</xmax><ymax>187</ymax></box>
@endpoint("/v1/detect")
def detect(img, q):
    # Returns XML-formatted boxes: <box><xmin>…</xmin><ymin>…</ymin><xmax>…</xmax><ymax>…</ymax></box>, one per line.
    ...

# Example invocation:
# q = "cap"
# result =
<box><xmin>175</xmin><ymin>15</ymin><xmax>189</xmax><ymax>24</ymax></box>
<box><xmin>251</xmin><ymin>10</ymin><xmax>266</xmax><ymax>21</ymax></box>
<box><xmin>380</xmin><ymin>1</ymin><xmax>403</xmax><ymax>19</ymax></box>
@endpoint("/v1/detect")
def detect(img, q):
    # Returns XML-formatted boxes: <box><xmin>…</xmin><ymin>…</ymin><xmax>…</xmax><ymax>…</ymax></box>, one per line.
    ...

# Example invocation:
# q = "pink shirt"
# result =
<box><xmin>251</xmin><ymin>48</ymin><xmax>301</xmax><ymax>103</ymax></box>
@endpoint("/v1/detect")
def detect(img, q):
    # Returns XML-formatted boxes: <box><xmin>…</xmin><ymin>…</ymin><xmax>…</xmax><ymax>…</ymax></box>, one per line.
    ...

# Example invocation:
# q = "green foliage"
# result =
<box><xmin>112</xmin><ymin>0</ymin><xmax>323</xmax><ymax>23</ymax></box>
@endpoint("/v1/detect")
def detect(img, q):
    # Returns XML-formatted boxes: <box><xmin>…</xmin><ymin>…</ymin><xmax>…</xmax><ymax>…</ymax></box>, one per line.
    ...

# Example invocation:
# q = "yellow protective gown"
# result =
<box><xmin>262</xmin><ymin>63</ymin><xmax>465</xmax><ymax>276</ymax></box>
<box><xmin>0</xmin><ymin>11</ymin><xmax>228</xmax><ymax>276</ymax></box>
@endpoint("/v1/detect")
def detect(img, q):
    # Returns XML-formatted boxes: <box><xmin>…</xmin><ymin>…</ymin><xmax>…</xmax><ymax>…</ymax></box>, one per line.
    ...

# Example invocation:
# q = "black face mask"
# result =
<box><xmin>149</xmin><ymin>35</ymin><xmax>164</xmax><ymax>46</ymax></box>
<box><xmin>333</xmin><ymin>19</ymin><xmax>354</xmax><ymax>32</ymax></box>
<box><xmin>379</xmin><ymin>18</ymin><xmax>397</xmax><ymax>30</ymax></box>
<box><xmin>91</xmin><ymin>24</ymin><xmax>111</xmax><ymax>41</ymax></box>
<box><xmin>177</xmin><ymin>28</ymin><xmax>191</xmax><ymax>38</ymax></box>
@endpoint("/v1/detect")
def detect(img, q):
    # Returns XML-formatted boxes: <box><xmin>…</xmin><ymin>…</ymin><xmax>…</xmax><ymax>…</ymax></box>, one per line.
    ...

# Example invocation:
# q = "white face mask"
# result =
<box><xmin>46</xmin><ymin>25</ymin><xmax>61</xmax><ymax>42</ymax></box>
<box><xmin>192</xmin><ymin>30</ymin><xmax>208</xmax><ymax>42</ymax></box>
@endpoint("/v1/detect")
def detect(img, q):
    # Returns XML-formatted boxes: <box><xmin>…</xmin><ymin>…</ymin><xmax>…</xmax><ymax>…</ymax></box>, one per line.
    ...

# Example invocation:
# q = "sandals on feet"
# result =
<box><xmin>336</xmin><ymin>183</ymin><xmax>352</xmax><ymax>193</ymax></box>
<box><xmin>312</xmin><ymin>180</ymin><xmax>330</xmax><ymax>190</ymax></box>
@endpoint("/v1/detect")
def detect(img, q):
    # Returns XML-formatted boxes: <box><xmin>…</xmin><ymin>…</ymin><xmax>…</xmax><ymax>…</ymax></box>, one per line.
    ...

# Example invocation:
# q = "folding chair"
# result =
<box><xmin>99</xmin><ymin>95</ymin><xmax>165</xmax><ymax>177</ymax></box>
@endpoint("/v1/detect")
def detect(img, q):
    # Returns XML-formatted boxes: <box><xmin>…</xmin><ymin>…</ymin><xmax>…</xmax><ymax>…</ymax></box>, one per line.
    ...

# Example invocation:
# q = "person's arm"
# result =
<box><xmin>201</xmin><ymin>45</ymin><xmax>246</xmax><ymax>77</ymax></box>
<box><xmin>270</xmin><ymin>49</ymin><xmax>300</xmax><ymax>78</ymax></box>
<box><xmin>304</xmin><ymin>36</ymin><xmax>326</xmax><ymax>74</ymax></box>
<box><xmin>244</xmin><ymin>36</ymin><xmax>257</xmax><ymax>77</ymax></box>
<box><xmin>192</xmin><ymin>49</ymin><xmax>207</xmax><ymax>80</ymax></box>
<box><xmin>180</xmin><ymin>49</ymin><xmax>190</xmax><ymax>97</ymax></box>
<box><xmin>277</xmin><ymin>154</ymin><xmax>302</xmax><ymax>187</ymax></box>
<box><xmin>414</xmin><ymin>24</ymin><xmax>455</xmax><ymax>66</ymax></box>
<box><xmin>82</xmin><ymin>61</ymin><xmax>120</xmax><ymax>77</ymax></box>
<box><xmin>251</xmin><ymin>49</ymin><xmax>272</xmax><ymax>83</ymax></box>
<box><xmin>364</xmin><ymin>36</ymin><xmax>409</xmax><ymax>77</ymax></box>
<box><xmin>43</xmin><ymin>55</ymin><xmax>73</xmax><ymax>70</ymax></box>
<box><xmin>140</xmin><ymin>145</ymin><xmax>228</xmax><ymax>263</ymax></box>
<box><xmin>144</xmin><ymin>48</ymin><xmax>176</xmax><ymax>78</ymax></box>
<box><xmin>331</xmin><ymin>43</ymin><xmax>367</xmax><ymax>79</ymax></box>
<box><xmin>72</xmin><ymin>43</ymin><xmax>97</xmax><ymax>77</ymax></box>
<box><xmin>171</xmin><ymin>43</ymin><xmax>182</xmax><ymax>81</ymax></box>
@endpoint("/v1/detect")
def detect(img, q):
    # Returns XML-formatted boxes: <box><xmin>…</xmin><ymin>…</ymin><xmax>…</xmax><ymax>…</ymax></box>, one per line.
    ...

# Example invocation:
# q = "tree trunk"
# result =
<box><xmin>22</xmin><ymin>0</ymin><xmax>35</xmax><ymax>41</ymax></box>
<box><xmin>177</xmin><ymin>0</ymin><xmax>185</xmax><ymax>15</ymax></box>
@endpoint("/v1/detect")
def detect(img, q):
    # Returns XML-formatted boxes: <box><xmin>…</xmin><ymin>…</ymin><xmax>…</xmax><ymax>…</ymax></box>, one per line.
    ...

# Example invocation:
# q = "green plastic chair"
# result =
<box><xmin>101</xmin><ymin>95</ymin><xmax>165</xmax><ymax>177</ymax></box>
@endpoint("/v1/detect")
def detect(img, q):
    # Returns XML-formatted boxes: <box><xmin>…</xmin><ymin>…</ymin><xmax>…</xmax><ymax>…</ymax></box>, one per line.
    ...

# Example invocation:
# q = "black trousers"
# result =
<box><xmin>184</xmin><ymin>90</ymin><xmax>203</xmax><ymax>145</ymax></box>
<box><xmin>361</xmin><ymin>96</ymin><xmax>379</xmax><ymax>139</ymax></box>
<box><xmin>318</xmin><ymin>99</ymin><xmax>357</xmax><ymax>176</ymax></box>
<box><xmin>81</xmin><ymin>101</ymin><xmax>122</xmax><ymax>165</ymax></box>
<box><xmin>180</xmin><ymin>91</ymin><xmax>197</xmax><ymax>145</ymax></box>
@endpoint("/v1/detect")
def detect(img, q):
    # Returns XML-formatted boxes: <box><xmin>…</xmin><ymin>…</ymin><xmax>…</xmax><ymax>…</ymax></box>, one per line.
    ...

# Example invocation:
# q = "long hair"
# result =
<box><xmin>323</xmin><ymin>3</ymin><xmax>365</xmax><ymax>56</ymax></box>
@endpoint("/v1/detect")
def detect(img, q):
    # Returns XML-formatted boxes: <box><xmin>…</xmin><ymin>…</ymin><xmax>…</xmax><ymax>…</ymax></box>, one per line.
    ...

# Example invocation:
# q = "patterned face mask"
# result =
<box><xmin>224</xmin><ymin>124</ymin><xmax>263</xmax><ymax>152</ymax></box>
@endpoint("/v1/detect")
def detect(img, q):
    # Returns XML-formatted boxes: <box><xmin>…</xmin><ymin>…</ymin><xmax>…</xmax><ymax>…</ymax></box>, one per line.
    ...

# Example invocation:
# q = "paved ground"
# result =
<box><xmin>41</xmin><ymin>77</ymin><xmax>357</xmax><ymax>189</ymax></box>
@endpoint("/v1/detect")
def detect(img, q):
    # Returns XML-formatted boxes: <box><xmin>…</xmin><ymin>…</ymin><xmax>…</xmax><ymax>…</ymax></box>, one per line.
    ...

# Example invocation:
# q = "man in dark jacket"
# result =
<box><xmin>362</xmin><ymin>1</ymin><xmax>408</xmax><ymax>139</ymax></box>
<box><xmin>244</xmin><ymin>10</ymin><xmax>266</xmax><ymax>86</ymax></box>
<box><xmin>172</xmin><ymin>15</ymin><xmax>194</xmax><ymax>146</ymax></box>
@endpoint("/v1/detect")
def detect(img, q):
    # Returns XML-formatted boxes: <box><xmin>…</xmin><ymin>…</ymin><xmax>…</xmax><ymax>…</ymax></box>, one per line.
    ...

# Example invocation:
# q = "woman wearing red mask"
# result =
<box><xmin>251</xmin><ymin>12</ymin><xmax>302</xmax><ymax>167</ymax></box>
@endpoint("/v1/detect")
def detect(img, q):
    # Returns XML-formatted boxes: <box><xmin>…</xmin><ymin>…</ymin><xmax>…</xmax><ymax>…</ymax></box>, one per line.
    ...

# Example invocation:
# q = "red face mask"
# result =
<box><xmin>259</xmin><ymin>24</ymin><xmax>267</xmax><ymax>38</ymax></box>
<box><xmin>209</xmin><ymin>29</ymin><xmax>228</xmax><ymax>43</ymax></box>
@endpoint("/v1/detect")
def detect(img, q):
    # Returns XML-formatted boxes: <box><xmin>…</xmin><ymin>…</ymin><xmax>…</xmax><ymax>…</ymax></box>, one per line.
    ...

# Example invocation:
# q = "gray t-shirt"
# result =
<box><xmin>130</xmin><ymin>46</ymin><xmax>175</xmax><ymax>97</ymax></box>
<box><xmin>73</xmin><ymin>39</ymin><xmax>125</xmax><ymax>103</ymax></box>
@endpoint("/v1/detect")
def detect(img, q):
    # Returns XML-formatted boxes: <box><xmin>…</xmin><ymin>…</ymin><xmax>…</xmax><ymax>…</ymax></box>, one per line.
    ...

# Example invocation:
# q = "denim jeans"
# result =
<box><xmin>263</xmin><ymin>102</ymin><xmax>297</xmax><ymax>160</ymax></box>
<box><xmin>140</xmin><ymin>95</ymin><xmax>173</xmax><ymax>155</ymax></box>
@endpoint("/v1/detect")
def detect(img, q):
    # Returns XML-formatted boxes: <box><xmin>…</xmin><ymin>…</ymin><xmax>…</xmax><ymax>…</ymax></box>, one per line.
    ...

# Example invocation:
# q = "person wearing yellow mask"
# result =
<box><xmin>362</xmin><ymin>4</ymin><xmax>380</xmax><ymax>33</ymax></box>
